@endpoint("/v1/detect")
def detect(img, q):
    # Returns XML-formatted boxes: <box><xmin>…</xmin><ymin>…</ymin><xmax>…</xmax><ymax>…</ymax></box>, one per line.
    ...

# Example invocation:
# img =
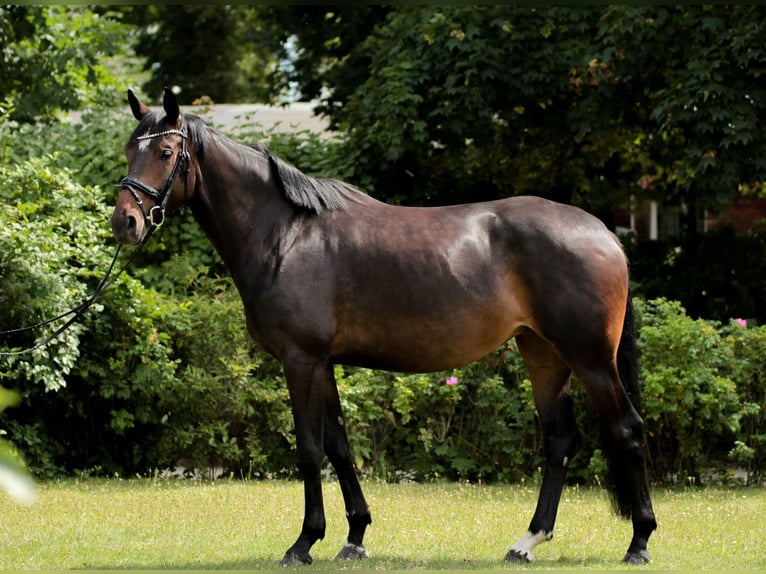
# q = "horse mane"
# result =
<box><xmin>262</xmin><ymin>149</ymin><xmax>349</xmax><ymax>213</ymax></box>
<box><xmin>184</xmin><ymin>115</ymin><xmax>353</xmax><ymax>212</ymax></box>
<box><xmin>128</xmin><ymin>111</ymin><xmax>353</xmax><ymax>213</ymax></box>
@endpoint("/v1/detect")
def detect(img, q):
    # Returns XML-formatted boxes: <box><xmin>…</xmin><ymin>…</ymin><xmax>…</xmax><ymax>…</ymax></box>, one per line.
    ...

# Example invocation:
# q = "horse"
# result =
<box><xmin>111</xmin><ymin>88</ymin><xmax>656</xmax><ymax>566</ymax></box>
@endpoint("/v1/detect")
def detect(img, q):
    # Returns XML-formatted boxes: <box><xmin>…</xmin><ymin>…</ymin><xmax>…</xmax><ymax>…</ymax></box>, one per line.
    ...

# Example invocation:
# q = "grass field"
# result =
<box><xmin>0</xmin><ymin>478</ymin><xmax>763</xmax><ymax>570</ymax></box>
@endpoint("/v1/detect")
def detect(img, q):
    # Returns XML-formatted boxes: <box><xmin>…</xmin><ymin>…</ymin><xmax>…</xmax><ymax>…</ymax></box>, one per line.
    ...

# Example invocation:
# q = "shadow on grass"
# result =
<box><xmin>80</xmin><ymin>553</ymin><xmax>625</xmax><ymax>571</ymax></box>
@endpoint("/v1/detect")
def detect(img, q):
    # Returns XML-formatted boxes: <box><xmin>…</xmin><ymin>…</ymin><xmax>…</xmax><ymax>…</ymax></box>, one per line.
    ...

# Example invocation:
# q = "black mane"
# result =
<box><xmin>261</xmin><ymin>148</ymin><xmax>349</xmax><ymax>213</ymax></box>
<box><xmin>127</xmin><ymin>111</ymin><xmax>351</xmax><ymax>213</ymax></box>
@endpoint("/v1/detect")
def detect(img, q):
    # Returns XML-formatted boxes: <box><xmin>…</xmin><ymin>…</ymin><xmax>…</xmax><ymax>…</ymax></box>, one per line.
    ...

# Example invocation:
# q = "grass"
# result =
<box><xmin>0</xmin><ymin>478</ymin><xmax>764</xmax><ymax>570</ymax></box>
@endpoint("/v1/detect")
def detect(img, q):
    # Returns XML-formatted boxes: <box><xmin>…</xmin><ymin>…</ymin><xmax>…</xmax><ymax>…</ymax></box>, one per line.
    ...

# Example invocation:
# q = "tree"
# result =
<box><xmin>122</xmin><ymin>5</ymin><xmax>277</xmax><ymax>105</ymax></box>
<box><xmin>0</xmin><ymin>6</ymin><xmax>129</xmax><ymax>122</ymax></box>
<box><xmin>260</xmin><ymin>6</ymin><xmax>393</xmax><ymax>115</ymax></box>
<box><xmin>336</xmin><ymin>7</ymin><xmax>627</xmax><ymax>209</ymax></box>
<box><xmin>593</xmin><ymin>5</ymin><xmax>766</xmax><ymax>228</ymax></box>
<box><xmin>272</xmin><ymin>6</ymin><xmax>766</xmax><ymax>226</ymax></box>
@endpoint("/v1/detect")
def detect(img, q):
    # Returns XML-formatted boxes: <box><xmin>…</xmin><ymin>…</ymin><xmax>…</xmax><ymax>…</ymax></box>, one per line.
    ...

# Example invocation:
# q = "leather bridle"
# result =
<box><xmin>117</xmin><ymin>127</ymin><xmax>190</xmax><ymax>233</ymax></box>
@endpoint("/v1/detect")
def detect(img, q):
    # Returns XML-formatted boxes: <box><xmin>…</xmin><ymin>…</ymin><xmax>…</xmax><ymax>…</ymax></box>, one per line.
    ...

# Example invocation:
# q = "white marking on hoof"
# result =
<box><xmin>506</xmin><ymin>530</ymin><xmax>552</xmax><ymax>563</ymax></box>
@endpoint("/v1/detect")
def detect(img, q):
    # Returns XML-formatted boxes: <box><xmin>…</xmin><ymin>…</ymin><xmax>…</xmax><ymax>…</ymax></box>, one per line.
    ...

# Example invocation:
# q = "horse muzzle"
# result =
<box><xmin>111</xmin><ymin>189</ymin><xmax>146</xmax><ymax>245</ymax></box>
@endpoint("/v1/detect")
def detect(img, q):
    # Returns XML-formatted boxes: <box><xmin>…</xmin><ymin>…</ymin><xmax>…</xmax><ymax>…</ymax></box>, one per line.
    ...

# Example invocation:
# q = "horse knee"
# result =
<box><xmin>296</xmin><ymin>442</ymin><xmax>325</xmax><ymax>473</ymax></box>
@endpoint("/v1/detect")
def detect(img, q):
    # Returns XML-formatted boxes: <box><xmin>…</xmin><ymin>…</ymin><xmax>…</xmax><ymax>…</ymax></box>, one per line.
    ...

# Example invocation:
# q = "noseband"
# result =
<box><xmin>117</xmin><ymin>128</ymin><xmax>190</xmax><ymax>232</ymax></box>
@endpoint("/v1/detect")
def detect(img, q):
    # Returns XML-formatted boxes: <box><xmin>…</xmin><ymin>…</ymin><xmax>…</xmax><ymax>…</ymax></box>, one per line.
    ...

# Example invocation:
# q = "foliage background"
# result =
<box><xmin>0</xmin><ymin>5</ymin><xmax>765</xmax><ymax>486</ymax></box>
<box><xmin>1</xmin><ymin>133</ymin><xmax>764</xmax><ymax>486</ymax></box>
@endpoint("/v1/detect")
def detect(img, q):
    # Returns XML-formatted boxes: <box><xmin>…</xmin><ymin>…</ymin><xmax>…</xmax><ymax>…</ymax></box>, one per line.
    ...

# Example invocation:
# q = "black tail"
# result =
<box><xmin>604</xmin><ymin>290</ymin><xmax>647</xmax><ymax>519</ymax></box>
<box><xmin>616</xmin><ymin>291</ymin><xmax>641</xmax><ymax>413</ymax></box>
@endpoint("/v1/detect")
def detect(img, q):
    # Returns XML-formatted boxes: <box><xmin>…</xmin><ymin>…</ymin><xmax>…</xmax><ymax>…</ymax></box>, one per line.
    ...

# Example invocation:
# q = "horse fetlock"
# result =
<box><xmin>335</xmin><ymin>540</ymin><xmax>370</xmax><ymax>560</ymax></box>
<box><xmin>280</xmin><ymin>550</ymin><xmax>312</xmax><ymax>567</ymax></box>
<box><xmin>505</xmin><ymin>530</ymin><xmax>552</xmax><ymax>563</ymax></box>
<box><xmin>622</xmin><ymin>549</ymin><xmax>652</xmax><ymax>565</ymax></box>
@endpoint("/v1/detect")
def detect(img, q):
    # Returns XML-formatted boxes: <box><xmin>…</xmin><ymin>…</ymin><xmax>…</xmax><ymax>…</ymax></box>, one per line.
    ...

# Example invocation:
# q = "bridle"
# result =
<box><xmin>0</xmin><ymin>128</ymin><xmax>191</xmax><ymax>356</ymax></box>
<box><xmin>117</xmin><ymin>127</ymin><xmax>191</xmax><ymax>233</ymax></box>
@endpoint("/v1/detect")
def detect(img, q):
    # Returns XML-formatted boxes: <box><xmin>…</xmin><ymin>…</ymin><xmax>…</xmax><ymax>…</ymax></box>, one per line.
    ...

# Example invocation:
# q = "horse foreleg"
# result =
<box><xmin>507</xmin><ymin>332</ymin><xmax>577</xmax><ymax>563</ymax></box>
<box><xmin>280</xmin><ymin>358</ymin><xmax>329</xmax><ymax>566</ymax></box>
<box><xmin>323</xmin><ymin>369</ymin><xmax>372</xmax><ymax>560</ymax></box>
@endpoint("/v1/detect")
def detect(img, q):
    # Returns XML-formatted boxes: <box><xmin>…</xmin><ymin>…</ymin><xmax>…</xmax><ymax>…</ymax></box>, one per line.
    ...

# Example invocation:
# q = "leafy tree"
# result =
<box><xmin>0</xmin><ymin>6</ymin><xmax>129</xmax><ymax>122</ymax></box>
<box><xmin>122</xmin><ymin>5</ymin><xmax>277</xmax><ymax>105</ymax></box>
<box><xmin>593</xmin><ymin>5</ymin><xmax>766</xmax><ymax>228</ymax></box>
<box><xmin>260</xmin><ymin>6</ymin><xmax>393</xmax><ymax>114</ymax></box>
<box><xmin>271</xmin><ymin>6</ymin><xmax>766</xmax><ymax>225</ymax></box>
<box><xmin>325</xmin><ymin>7</ymin><xmax>632</xmax><ymax>209</ymax></box>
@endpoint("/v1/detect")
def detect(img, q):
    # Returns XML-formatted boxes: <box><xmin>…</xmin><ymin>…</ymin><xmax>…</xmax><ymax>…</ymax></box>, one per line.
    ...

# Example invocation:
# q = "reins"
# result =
<box><xmin>1</xmin><ymin>242</ymin><xmax>136</xmax><ymax>356</ymax></box>
<box><xmin>0</xmin><ymin>128</ymin><xmax>190</xmax><ymax>357</ymax></box>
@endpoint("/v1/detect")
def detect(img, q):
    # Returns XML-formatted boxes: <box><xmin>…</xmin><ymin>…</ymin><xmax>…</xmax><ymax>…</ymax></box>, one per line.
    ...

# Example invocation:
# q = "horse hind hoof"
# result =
<box><xmin>279</xmin><ymin>551</ymin><xmax>313</xmax><ymax>567</ymax></box>
<box><xmin>622</xmin><ymin>550</ymin><xmax>652</xmax><ymax>565</ymax></box>
<box><xmin>335</xmin><ymin>541</ymin><xmax>370</xmax><ymax>560</ymax></box>
<box><xmin>504</xmin><ymin>549</ymin><xmax>533</xmax><ymax>563</ymax></box>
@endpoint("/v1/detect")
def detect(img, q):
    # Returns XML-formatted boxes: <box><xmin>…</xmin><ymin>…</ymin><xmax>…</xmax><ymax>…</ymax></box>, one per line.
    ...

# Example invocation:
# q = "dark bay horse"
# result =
<box><xmin>111</xmin><ymin>88</ymin><xmax>656</xmax><ymax>566</ymax></box>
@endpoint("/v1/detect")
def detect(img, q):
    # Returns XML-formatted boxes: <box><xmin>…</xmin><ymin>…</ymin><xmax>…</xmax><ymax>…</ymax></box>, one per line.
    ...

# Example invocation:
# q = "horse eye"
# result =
<box><xmin>161</xmin><ymin>149</ymin><xmax>173</xmax><ymax>160</ymax></box>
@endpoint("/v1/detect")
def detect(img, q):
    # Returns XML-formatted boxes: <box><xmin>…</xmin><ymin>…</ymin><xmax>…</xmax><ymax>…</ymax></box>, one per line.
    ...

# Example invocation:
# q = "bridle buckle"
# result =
<box><xmin>149</xmin><ymin>205</ymin><xmax>165</xmax><ymax>228</ymax></box>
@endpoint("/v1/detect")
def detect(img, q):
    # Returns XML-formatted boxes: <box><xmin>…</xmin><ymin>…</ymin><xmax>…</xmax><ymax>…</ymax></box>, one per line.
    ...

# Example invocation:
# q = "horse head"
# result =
<box><xmin>111</xmin><ymin>88</ymin><xmax>193</xmax><ymax>245</ymax></box>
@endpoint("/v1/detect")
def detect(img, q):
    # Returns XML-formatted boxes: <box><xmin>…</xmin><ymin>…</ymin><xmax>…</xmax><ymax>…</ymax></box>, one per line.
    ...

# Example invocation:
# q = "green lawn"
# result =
<box><xmin>0</xmin><ymin>479</ymin><xmax>763</xmax><ymax>570</ymax></box>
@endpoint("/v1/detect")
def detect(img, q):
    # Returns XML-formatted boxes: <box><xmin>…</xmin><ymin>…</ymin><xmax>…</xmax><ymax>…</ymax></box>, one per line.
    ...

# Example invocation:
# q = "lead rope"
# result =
<box><xmin>1</xmin><ymin>127</ymin><xmax>188</xmax><ymax>356</ymax></box>
<box><xmin>0</xmin><ymin>239</ymin><xmax>150</xmax><ymax>356</ymax></box>
<box><xmin>0</xmin><ymin>213</ymin><xmax>168</xmax><ymax>356</ymax></box>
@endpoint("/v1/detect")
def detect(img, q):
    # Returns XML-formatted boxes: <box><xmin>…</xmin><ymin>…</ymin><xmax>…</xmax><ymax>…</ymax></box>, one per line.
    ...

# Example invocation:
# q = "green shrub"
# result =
<box><xmin>635</xmin><ymin>298</ymin><xmax>764</xmax><ymax>483</ymax></box>
<box><xmin>722</xmin><ymin>319</ymin><xmax>766</xmax><ymax>485</ymax></box>
<box><xmin>0</xmin><ymin>158</ymin><xmax>114</xmax><ymax>392</ymax></box>
<box><xmin>2</xmin><ymin>113</ymin><xmax>765</xmax><ymax>486</ymax></box>
<box><xmin>146</xmin><ymin>267</ymin><xmax>294</xmax><ymax>476</ymax></box>
<box><xmin>0</xmin><ymin>160</ymin><xmax>294</xmax><ymax>478</ymax></box>
<box><xmin>336</xmin><ymin>344</ymin><xmax>542</xmax><ymax>483</ymax></box>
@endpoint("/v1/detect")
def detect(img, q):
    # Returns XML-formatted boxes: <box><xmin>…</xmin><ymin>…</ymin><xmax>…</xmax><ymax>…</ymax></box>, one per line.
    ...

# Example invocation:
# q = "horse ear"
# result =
<box><xmin>163</xmin><ymin>87</ymin><xmax>180</xmax><ymax>125</ymax></box>
<box><xmin>127</xmin><ymin>89</ymin><xmax>151</xmax><ymax>121</ymax></box>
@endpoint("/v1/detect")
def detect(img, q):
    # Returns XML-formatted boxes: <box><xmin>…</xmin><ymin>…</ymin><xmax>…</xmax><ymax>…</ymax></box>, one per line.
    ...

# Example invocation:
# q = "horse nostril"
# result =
<box><xmin>127</xmin><ymin>214</ymin><xmax>137</xmax><ymax>232</ymax></box>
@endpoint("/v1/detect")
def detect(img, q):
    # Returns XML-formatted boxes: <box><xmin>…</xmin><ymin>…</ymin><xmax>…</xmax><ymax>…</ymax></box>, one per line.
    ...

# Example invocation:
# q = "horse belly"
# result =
<box><xmin>331</xmin><ymin>287</ymin><xmax>524</xmax><ymax>373</ymax></box>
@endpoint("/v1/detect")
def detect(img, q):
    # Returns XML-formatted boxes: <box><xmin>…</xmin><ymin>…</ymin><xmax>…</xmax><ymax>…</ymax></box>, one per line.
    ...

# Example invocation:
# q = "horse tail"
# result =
<box><xmin>617</xmin><ymin>290</ymin><xmax>641</xmax><ymax>413</ymax></box>
<box><xmin>604</xmin><ymin>289</ymin><xmax>645</xmax><ymax>519</ymax></box>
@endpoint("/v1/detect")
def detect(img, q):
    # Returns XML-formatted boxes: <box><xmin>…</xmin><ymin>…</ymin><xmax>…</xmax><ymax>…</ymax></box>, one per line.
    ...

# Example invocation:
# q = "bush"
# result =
<box><xmin>335</xmin><ymin>299</ymin><xmax>766</xmax><ymax>485</ymax></box>
<box><xmin>1</xmin><ymin>112</ymin><xmax>764</xmax><ymax>486</ymax></box>
<box><xmin>0</xmin><ymin>160</ymin><xmax>294</xmax><ymax>477</ymax></box>
<box><xmin>146</xmin><ymin>266</ymin><xmax>294</xmax><ymax>476</ymax></box>
<box><xmin>635</xmin><ymin>298</ymin><xmax>765</xmax><ymax>484</ymax></box>
<box><xmin>335</xmin><ymin>345</ymin><xmax>542</xmax><ymax>483</ymax></box>
<box><xmin>721</xmin><ymin>319</ymin><xmax>766</xmax><ymax>485</ymax></box>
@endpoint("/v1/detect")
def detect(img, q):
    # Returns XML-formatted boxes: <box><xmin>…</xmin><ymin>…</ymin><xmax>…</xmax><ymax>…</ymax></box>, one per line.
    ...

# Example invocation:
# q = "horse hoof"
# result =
<box><xmin>335</xmin><ymin>541</ymin><xmax>370</xmax><ymax>560</ymax></box>
<box><xmin>280</xmin><ymin>551</ymin><xmax>313</xmax><ymax>567</ymax></box>
<box><xmin>622</xmin><ymin>550</ymin><xmax>652</xmax><ymax>565</ymax></box>
<box><xmin>504</xmin><ymin>549</ymin><xmax>533</xmax><ymax>563</ymax></box>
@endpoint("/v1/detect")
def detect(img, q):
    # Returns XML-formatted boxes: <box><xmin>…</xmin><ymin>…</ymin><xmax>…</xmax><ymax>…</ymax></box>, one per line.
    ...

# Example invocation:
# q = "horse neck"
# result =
<box><xmin>188</xmin><ymin>138</ymin><xmax>294</xmax><ymax>286</ymax></box>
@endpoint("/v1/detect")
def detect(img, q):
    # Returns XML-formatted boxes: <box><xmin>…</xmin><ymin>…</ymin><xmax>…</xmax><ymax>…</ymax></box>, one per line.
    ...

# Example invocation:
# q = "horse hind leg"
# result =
<box><xmin>322</xmin><ymin>367</ymin><xmax>372</xmax><ymax>560</ymax></box>
<box><xmin>573</xmin><ymin>358</ymin><xmax>656</xmax><ymax>565</ymax></box>
<box><xmin>506</xmin><ymin>330</ymin><xmax>578</xmax><ymax>563</ymax></box>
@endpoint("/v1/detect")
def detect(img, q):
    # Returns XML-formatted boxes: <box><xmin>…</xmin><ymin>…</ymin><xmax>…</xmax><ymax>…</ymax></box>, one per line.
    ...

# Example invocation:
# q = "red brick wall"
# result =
<box><xmin>706</xmin><ymin>197</ymin><xmax>766</xmax><ymax>233</ymax></box>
